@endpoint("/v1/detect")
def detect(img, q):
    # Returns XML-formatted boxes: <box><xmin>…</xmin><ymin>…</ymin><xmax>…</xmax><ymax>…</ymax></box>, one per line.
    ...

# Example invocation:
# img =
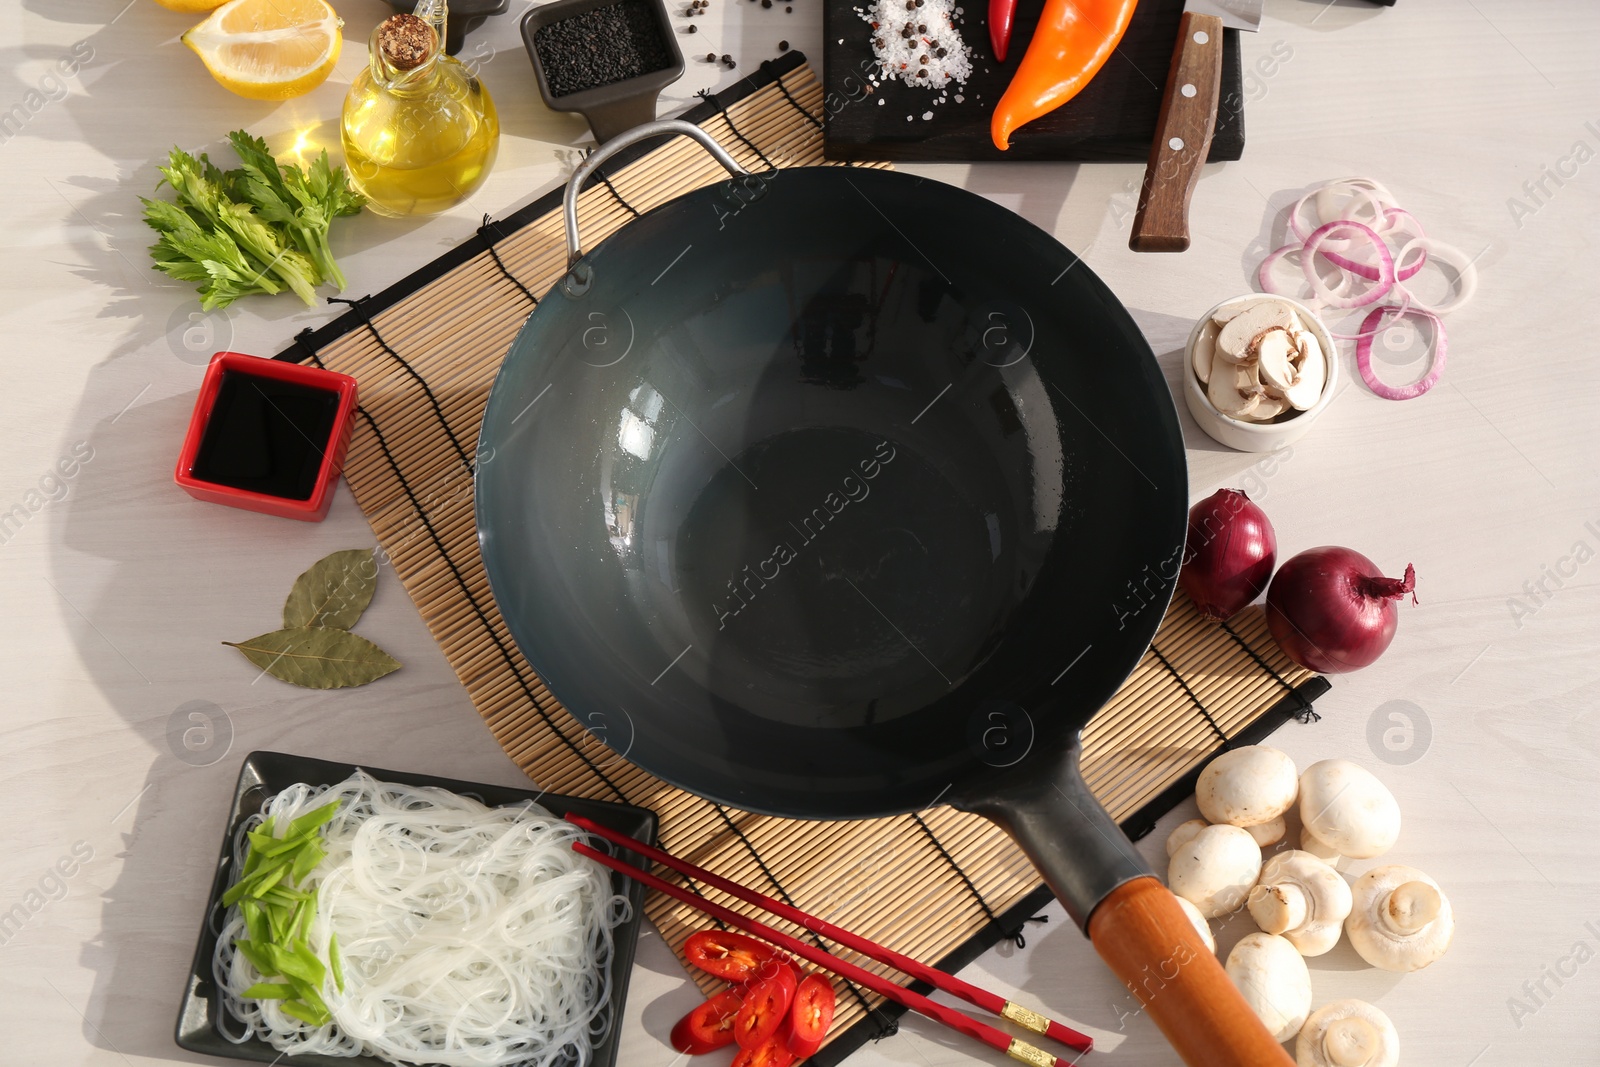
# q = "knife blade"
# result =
<box><xmin>1129</xmin><ymin>0</ymin><xmax>1263</xmax><ymax>252</ymax></box>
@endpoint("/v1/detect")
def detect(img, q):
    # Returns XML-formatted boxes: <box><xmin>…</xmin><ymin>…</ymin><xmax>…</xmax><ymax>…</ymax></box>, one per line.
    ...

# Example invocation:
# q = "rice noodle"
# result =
<box><xmin>212</xmin><ymin>772</ymin><xmax>630</xmax><ymax>1067</ymax></box>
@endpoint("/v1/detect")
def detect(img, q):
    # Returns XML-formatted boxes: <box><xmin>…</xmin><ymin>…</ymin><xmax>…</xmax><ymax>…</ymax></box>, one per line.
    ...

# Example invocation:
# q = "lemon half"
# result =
<box><xmin>182</xmin><ymin>0</ymin><xmax>343</xmax><ymax>101</ymax></box>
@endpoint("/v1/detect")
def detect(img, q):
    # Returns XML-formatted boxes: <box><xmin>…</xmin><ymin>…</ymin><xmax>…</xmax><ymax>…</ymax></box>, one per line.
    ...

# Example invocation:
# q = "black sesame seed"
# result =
<box><xmin>533</xmin><ymin>0</ymin><xmax>675</xmax><ymax>98</ymax></box>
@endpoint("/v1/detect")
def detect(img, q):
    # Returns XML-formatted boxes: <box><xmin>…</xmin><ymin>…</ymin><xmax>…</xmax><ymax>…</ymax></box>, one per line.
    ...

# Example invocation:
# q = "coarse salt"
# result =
<box><xmin>856</xmin><ymin>0</ymin><xmax>972</xmax><ymax>92</ymax></box>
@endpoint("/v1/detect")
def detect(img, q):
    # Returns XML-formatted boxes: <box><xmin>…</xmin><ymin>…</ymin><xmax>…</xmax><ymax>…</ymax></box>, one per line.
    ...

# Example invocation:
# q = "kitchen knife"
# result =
<box><xmin>1129</xmin><ymin>0</ymin><xmax>1262</xmax><ymax>252</ymax></box>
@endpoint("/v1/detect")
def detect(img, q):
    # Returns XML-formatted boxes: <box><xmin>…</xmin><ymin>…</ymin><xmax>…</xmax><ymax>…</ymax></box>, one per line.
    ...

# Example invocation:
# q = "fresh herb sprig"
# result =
<box><xmin>142</xmin><ymin>131</ymin><xmax>364</xmax><ymax>310</ymax></box>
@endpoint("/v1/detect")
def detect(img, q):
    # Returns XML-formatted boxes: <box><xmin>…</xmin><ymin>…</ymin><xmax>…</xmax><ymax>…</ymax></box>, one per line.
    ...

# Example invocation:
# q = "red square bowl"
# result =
<box><xmin>174</xmin><ymin>352</ymin><xmax>359</xmax><ymax>522</ymax></box>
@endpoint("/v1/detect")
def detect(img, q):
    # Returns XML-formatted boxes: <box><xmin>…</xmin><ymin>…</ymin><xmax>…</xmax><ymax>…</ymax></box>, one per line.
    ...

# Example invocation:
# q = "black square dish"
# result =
<box><xmin>175</xmin><ymin>751</ymin><xmax>657</xmax><ymax>1067</ymax></box>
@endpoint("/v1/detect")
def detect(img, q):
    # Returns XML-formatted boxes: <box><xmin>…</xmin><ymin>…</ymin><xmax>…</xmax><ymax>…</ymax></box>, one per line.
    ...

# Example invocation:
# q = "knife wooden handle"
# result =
<box><xmin>1130</xmin><ymin>11</ymin><xmax>1225</xmax><ymax>253</ymax></box>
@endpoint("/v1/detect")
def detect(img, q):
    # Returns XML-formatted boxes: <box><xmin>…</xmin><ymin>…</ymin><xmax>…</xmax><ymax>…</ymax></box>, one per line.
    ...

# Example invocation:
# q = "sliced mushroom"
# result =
<box><xmin>1217</xmin><ymin>299</ymin><xmax>1297</xmax><ymax>363</ymax></box>
<box><xmin>1168</xmin><ymin>823</ymin><xmax>1262</xmax><ymax>918</ymax></box>
<box><xmin>1283</xmin><ymin>328</ymin><xmax>1327</xmax><ymax>410</ymax></box>
<box><xmin>1175</xmin><ymin>893</ymin><xmax>1216</xmax><ymax>954</ymax></box>
<box><xmin>1209</xmin><ymin>358</ymin><xmax>1265</xmax><ymax>419</ymax></box>
<box><xmin>1193</xmin><ymin>320</ymin><xmax>1218</xmax><ymax>384</ymax></box>
<box><xmin>1296</xmin><ymin>999</ymin><xmax>1399</xmax><ymax>1067</ymax></box>
<box><xmin>1210</xmin><ymin>299</ymin><xmax>1255</xmax><ymax>327</ymax></box>
<box><xmin>1245</xmin><ymin>392</ymin><xmax>1291</xmax><ymax>422</ymax></box>
<box><xmin>1245</xmin><ymin>815</ymin><xmax>1287</xmax><ymax>848</ymax></box>
<box><xmin>1346</xmin><ymin>864</ymin><xmax>1454</xmax><ymax>971</ymax></box>
<box><xmin>1166</xmin><ymin>818</ymin><xmax>1209</xmax><ymax>858</ymax></box>
<box><xmin>1256</xmin><ymin>328</ymin><xmax>1299</xmax><ymax>394</ymax></box>
<box><xmin>1299</xmin><ymin>759</ymin><xmax>1400</xmax><ymax>861</ymax></box>
<box><xmin>1196</xmin><ymin>746</ymin><xmax>1299</xmax><ymax>828</ymax></box>
<box><xmin>1225</xmin><ymin>932</ymin><xmax>1313</xmax><ymax>1043</ymax></box>
<box><xmin>1247</xmin><ymin>850</ymin><xmax>1353</xmax><ymax>956</ymax></box>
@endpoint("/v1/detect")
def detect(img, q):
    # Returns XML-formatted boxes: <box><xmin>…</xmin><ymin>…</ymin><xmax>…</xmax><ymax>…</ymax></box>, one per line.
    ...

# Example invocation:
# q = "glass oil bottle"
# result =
<box><xmin>341</xmin><ymin>0</ymin><xmax>500</xmax><ymax>217</ymax></box>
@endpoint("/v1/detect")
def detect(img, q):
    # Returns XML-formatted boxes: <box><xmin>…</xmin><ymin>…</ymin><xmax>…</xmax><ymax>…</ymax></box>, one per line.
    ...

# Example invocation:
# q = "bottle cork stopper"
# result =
<box><xmin>378</xmin><ymin>13</ymin><xmax>436</xmax><ymax>71</ymax></box>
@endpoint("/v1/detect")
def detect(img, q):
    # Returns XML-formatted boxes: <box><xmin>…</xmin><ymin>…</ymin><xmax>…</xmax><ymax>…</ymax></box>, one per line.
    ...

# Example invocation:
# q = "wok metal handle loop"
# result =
<box><xmin>563</xmin><ymin>119</ymin><xmax>750</xmax><ymax>267</ymax></box>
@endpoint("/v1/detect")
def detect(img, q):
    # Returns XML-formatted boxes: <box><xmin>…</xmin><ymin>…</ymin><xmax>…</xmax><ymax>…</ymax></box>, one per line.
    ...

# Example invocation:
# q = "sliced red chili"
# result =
<box><xmin>684</xmin><ymin>931</ymin><xmax>779</xmax><ymax>983</ymax></box>
<box><xmin>733</xmin><ymin>966</ymin><xmax>798</xmax><ymax>1050</ymax></box>
<box><xmin>731</xmin><ymin>1036</ymin><xmax>796</xmax><ymax>1067</ymax></box>
<box><xmin>670</xmin><ymin>988</ymin><xmax>744</xmax><ymax>1054</ymax></box>
<box><xmin>736</xmin><ymin>953</ymin><xmax>803</xmax><ymax>996</ymax></box>
<box><xmin>785</xmin><ymin>974</ymin><xmax>837</xmax><ymax>1058</ymax></box>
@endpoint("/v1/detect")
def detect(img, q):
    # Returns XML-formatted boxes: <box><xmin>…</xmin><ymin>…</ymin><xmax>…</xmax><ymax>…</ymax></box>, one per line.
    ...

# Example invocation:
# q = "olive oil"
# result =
<box><xmin>341</xmin><ymin>0</ymin><xmax>500</xmax><ymax>218</ymax></box>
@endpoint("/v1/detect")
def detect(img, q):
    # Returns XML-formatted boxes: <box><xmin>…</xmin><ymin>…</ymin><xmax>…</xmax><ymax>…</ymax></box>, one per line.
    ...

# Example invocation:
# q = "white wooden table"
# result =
<box><xmin>2</xmin><ymin>0</ymin><xmax>1596</xmax><ymax>1064</ymax></box>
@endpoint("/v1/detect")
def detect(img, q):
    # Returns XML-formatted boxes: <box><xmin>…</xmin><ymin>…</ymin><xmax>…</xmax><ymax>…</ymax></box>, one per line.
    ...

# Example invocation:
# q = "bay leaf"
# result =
<box><xmin>224</xmin><ymin>627</ymin><xmax>401</xmax><ymax>689</ymax></box>
<box><xmin>282</xmin><ymin>549</ymin><xmax>377</xmax><ymax>630</ymax></box>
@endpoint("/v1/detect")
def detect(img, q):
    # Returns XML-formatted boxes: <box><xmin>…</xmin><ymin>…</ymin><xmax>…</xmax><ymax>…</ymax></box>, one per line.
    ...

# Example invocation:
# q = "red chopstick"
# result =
<box><xmin>573</xmin><ymin>840</ymin><xmax>1084</xmax><ymax>1067</ymax></box>
<box><xmin>566</xmin><ymin>813</ymin><xmax>1091</xmax><ymax>1052</ymax></box>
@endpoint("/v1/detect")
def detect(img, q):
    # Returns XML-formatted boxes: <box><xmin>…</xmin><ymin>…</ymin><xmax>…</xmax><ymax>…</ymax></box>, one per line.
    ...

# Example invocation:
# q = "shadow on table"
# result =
<box><xmin>46</xmin><ymin>380</ymin><xmax>520</xmax><ymax>1060</ymax></box>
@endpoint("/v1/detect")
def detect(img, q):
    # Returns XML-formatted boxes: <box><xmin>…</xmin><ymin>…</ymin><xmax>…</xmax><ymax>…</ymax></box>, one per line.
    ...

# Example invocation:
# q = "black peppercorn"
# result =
<box><xmin>706</xmin><ymin>51</ymin><xmax>716</xmax><ymax>60</ymax></box>
<box><xmin>916</xmin><ymin>68</ymin><xmax>927</xmax><ymax>77</ymax></box>
<box><xmin>935</xmin><ymin>46</ymin><xmax>946</xmax><ymax>56</ymax></box>
<box><xmin>900</xmin><ymin>24</ymin><xmax>911</xmax><ymax>36</ymax></box>
<box><xmin>726</xmin><ymin>57</ymin><xmax>737</xmax><ymax>68</ymax></box>
<box><xmin>687</xmin><ymin>22</ymin><xmax>697</xmax><ymax>30</ymax></box>
<box><xmin>779</xmin><ymin>39</ymin><xmax>789</xmax><ymax>50</ymax></box>
<box><xmin>919</xmin><ymin>54</ymin><xmax>928</xmax><ymax>64</ymax></box>
<box><xmin>917</xmin><ymin>22</ymin><xmax>926</xmax><ymax>32</ymax></box>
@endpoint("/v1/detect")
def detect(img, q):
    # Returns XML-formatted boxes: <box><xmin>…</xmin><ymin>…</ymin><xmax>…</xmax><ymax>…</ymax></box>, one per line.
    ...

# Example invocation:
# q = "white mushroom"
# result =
<box><xmin>1346</xmin><ymin>864</ymin><xmax>1454</xmax><ymax>972</ymax></box>
<box><xmin>1245</xmin><ymin>815</ymin><xmax>1287</xmax><ymax>848</ymax></box>
<box><xmin>1255</xmin><ymin>327</ymin><xmax>1299</xmax><ymax>394</ymax></box>
<box><xmin>1296</xmin><ymin>999</ymin><xmax>1399</xmax><ymax>1067</ymax></box>
<box><xmin>1246</xmin><ymin>392</ymin><xmax>1291</xmax><ymax>421</ymax></box>
<box><xmin>1298</xmin><ymin>759</ymin><xmax>1400</xmax><ymax>861</ymax></box>
<box><xmin>1210</xmin><ymin>299</ymin><xmax>1254</xmax><ymax>327</ymax></box>
<box><xmin>1174</xmin><ymin>894</ymin><xmax>1216</xmax><ymax>954</ymax></box>
<box><xmin>1225</xmin><ymin>932</ymin><xmax>1313</xmax><ymax>1042</ymax></box>
<box><xmin>1168</xmin><ymin>823</ymin><xmax>1262</xmax><ymax>918</ymax></box>
<box><xmin>1217</xmin><ymin>299</ymin><xmax>1297</xmax><ymax>362</ymax></box>
<box><xmin>1298</xmin><ymin>826</ymin><xmax>1347</xmax><ymax>869</ymax></box>
<box><xmin>1283</xmin><ymin>329</ymin><xmax>1327</xmax><ymax>410</ymax></box>
<box><xmin>1193</xmin><ymin>321</ymin><xmax>1218</xmax><ymax>384</ymax></box>
<box><xmin>1208</xmin><ymin>358</ymin><xmax>1265</xmax><ymax>419</ymax></box>
<box><xmin>1247</xmin><ymin>850</ymin><xmax>1353</xmax><ymax>956</ymax></box>
<box><xmin>1196</xmin><ymin>745</ymin><xmax>1299</xmax><ymax>828</ymax></box>
<box><xmin>1166</xmin><ymin>818</ymin><xmax>1209</xmax><ymax>859</ymax></box>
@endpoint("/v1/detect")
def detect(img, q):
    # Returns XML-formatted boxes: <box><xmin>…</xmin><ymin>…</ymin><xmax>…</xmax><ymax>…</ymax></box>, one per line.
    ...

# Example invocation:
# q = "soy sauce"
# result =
<box><xmin>190</xmin><ymin>371</ymin><xmax>340</xmax><ymax>501</ymax></box>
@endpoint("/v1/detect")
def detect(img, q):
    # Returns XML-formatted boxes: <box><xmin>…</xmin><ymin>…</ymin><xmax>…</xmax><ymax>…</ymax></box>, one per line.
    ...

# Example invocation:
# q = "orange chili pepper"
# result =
<box><xmin>990</xmin><ymin>0</ymin><xmax>1139</xmax><ymax>151</ymax></box>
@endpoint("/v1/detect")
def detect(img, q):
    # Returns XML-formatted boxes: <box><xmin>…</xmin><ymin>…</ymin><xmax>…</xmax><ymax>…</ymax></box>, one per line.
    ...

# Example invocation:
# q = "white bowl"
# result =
<box><xmin>1183</xmin><ymin>294</ymin><xmax>1339</xmax><ymax>452</ymax></box>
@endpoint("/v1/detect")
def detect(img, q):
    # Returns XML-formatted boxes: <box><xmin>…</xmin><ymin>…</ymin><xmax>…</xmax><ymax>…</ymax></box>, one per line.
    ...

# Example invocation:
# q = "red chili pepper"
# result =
<box><xmin>988</xmin><ymin>0</ymin><xmax>1015</xmax><ymax>61</ymax></box>
<box><xmin>991</xmin><ymin>0</ymin><xmax>1139</xmax><ymax>150</ymax></box>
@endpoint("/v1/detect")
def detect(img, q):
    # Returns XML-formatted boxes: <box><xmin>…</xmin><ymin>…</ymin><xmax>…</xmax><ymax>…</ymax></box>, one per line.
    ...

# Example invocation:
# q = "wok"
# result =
<box><xmin>477</xmin><ymin>121</ymin><xmax>1292</xmax><ymax>1067</ymax></box>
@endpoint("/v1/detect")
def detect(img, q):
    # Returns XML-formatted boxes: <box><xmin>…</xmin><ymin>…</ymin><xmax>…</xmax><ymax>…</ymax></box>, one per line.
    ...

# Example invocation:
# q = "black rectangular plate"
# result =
<box><xmin>175</xmin><ymin>751</ymin><xmax>658</xmax><ymax>1067</ymax></box>
<box><xmin>822</xmin><ymin>0</ymin><xmax>1244</xmax><ymax>162</ymax></box>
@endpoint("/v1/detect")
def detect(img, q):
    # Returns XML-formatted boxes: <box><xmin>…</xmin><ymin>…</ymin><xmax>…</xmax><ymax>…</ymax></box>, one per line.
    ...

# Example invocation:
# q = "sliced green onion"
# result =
<box><xmin>241</xmin><ymin>982</ymin><xmax>294</xmax><ymax>1000</ymax></box>
<box><xmin>328</xmin><ymin>932</ymin><xmax>344</xmax><ymax>994</ymax></box>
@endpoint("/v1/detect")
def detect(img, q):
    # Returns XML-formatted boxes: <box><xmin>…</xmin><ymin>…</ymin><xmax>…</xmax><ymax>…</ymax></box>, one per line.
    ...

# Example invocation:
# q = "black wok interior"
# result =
<box><xmin>477</xmin><ymin>166</ymin><xmax>1186</xmax><ymax>819</ymax></box>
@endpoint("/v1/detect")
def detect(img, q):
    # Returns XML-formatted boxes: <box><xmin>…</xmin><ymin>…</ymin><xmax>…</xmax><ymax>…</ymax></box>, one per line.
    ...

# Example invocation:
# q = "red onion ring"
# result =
<box><xmin>1301</xmin><ymin>220</ymin><xmax>1394</xmax><ymax>308</ymax></box>
<box><xmin>1392</xmin><ymin>236</ymin><xmax>1479</xmax><ymax>315</ymax></box>
<box><xmin>1355</xmin><ymin>304</ymin><xmax>1446</xmax><ymax>400</ymax></box>
<box><xmin>1322</xmin><ymin>209</ymin><xmax>1428</xmax><ymax>282</ymax></box>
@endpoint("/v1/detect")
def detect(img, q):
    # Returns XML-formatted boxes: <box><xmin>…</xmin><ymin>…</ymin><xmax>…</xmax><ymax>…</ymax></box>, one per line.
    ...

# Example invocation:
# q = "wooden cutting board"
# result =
<box><xmin>823</xmin><ymin>0</ymin><xmax>1244</xmax><ymax>162</ymax></box>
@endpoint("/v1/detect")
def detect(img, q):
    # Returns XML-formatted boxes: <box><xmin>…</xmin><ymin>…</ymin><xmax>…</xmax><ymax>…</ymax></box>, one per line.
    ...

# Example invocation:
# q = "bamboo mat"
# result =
<box><xmin>276</xmin><ymin>53</ymin><xmax>1329</xmax><ymax>1066</ymax></box>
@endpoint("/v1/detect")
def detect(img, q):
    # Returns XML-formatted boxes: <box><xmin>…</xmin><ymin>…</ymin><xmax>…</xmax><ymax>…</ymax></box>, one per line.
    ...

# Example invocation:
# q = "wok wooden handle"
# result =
<box><xmin>1129</xmin><ymin>11</ymin><xmax>1224</xmax><ymax>252</ymax></box>
<box><xmin>1087</xmin><ymin>877</ymin><xmax>1295</xmax><ymax>1067</ymax></box>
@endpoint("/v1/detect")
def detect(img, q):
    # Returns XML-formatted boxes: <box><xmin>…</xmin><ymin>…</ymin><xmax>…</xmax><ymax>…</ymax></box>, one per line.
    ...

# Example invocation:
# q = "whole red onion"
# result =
<box><xmin>1180</xmin><ymin>489</ymin><xmax>1277</xmax><ymax>620</ymax></box>
<box><xmin>1266</xmin><ymin>547</ymin><xmax>1416</xmax><ymax>673</ymax></box>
